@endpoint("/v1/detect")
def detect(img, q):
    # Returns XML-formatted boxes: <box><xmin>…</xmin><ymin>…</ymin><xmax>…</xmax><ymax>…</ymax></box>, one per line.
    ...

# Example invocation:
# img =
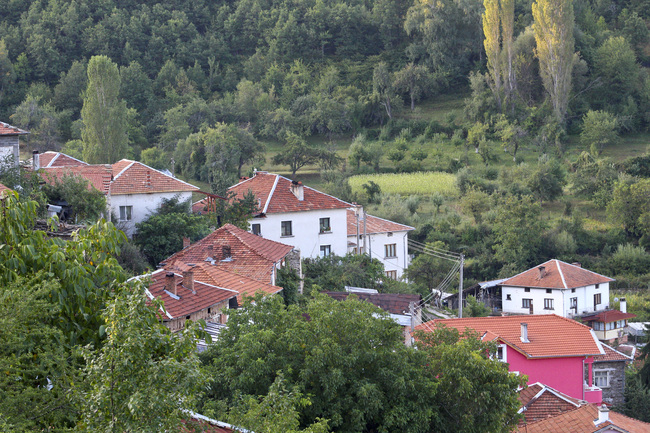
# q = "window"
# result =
<box><xmin>546</xmin><ymin>289</ymin><xmax>552</xmax><ymax>294</ymax></box>
<box><xmin>252</xmin><ymin>223</ymin><xmax>261</xmax><ymax>236</ymax></box>
<box><xmin>594</xmin><ymin>370</ymin><xmax>609</xmax><ymax>388</ymax></box>
<box><xmin>385</xmin><ymin>243</ymin><xmax>397</xmax><ymax>258</ymax></box>
<box><xmin>544</xmin><ymin>298</ymin><xmax>554</xmax><ymax>310</ymax></box>
<box><xmin>593</xmin><ymin>322</ymin><xmax>604</xmax><ymax>331</ymax></box>
<box><xmin>385</xmin><ymin>270</ymin><xmax>397</xmax><ymax>280</ymax></box>
<box><xmin>524</xmin><ymin>288</ymin><xmax>531</xmax><ymax>292</ymax></box>
<box><xmin>506</xmin><ymin>294</ymin><xmax>512</xmax><ymax>300</ymax></box>
<box><xmin>320</xmin><ymin>245</ymin><xmax>331</xmax><ymax>257</ymax></box>
<box><xmin>281</xmin><ymin>221</ymin><xmax>292</xmax><ymax>237</ymax></box>
<box><xmin>571</xmin><ymin>288</ymin><xmax>576</xmax><ymax>293</ymax></box>
<box><xmin>522</xmin><ymin>299</ymin><xmax>532</xmax><ymax>309</ymax></box>
<box><xmin>570</xmin><ymin>297</ymin><xmax>578</xmax><ymax>310</ymax></box>
<box><xmin>222</xmin><ymin>245</ymin><xmax>232</xmax><ymax>260</ymax></box>
<box><xmin>595</xmin><ymin>284</ymin><xmax>600</xmax><ymax>289</ymax></box>
<box><xmin>594</xmin><ymin>293</ymin><xmax>602</xmax><ymax>306</ymax></box>
<box><xmin>496</xmin><ymin>344</ymin><xmax>507</xmax><ymax>362</ymax></box>
<box><xmin>319</xmin><ymin>217</ymin><xmax>331</xmax><ymax>233</ymax></box>
<box><xmin>119</xmin><ymin>205</ymin><xmax>132</xmax><ymax>221</ymax></box>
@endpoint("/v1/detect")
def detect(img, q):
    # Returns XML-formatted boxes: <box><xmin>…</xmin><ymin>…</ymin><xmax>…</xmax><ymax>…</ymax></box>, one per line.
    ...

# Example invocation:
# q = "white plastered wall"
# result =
<box><xmin>111</xmin><ymin>191</ymin><xmax>194</xmax><ymax>237</ymax></box>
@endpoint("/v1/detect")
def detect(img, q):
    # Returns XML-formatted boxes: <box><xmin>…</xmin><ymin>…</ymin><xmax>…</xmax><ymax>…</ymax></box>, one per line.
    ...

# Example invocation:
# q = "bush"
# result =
<box><xmin>609</xmin><ymin>243</ymin><xmax>650</xmax><ymax>275</ymax></box>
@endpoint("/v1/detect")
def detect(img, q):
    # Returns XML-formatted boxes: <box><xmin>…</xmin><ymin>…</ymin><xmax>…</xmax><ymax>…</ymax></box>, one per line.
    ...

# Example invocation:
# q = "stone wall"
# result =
<box><xmin>588</xmin><ymin>360</ymin><xmax>627</xmax><ymax>406</ymax></box>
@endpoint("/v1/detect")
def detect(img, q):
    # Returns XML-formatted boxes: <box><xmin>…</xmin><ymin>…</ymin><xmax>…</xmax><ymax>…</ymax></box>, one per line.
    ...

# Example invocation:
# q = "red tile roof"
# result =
<box><xmin>0</xmin><ymin>182</ymin><xmax>12</xmax><ymax>196</ymax></box>
<box><xmin>163</xmin><ymin>224</ymin><xmax>294</xmax><ymax>283</ymax></box>
<box><xmin>40</xmin><ymin>165</ymin><xmax>113</xmax><ymax>195</ymax></box>
<box><xmin>346</xmin><ymin>209</ymin><xmax>414</xmax><ymax>236</ymax></box>
<box><xmin>229</xmin><ymin>172</ymin><xmax>350</xmax><ymax>214</ymax></box>
<box><xmin>502</xmin><ymin>260</ymin><xmax>614</xmax><ymax>290</ymax></box>
<box><xmin>594</xmin><ymin>343</ymin><xmax>632</xmax><ymax>363</ymax></box>
<box><xmin>518</xmin><ymin>383</ymin><xmax>584</xmax><ymax>425</ymax></box>
<box><xmin>0</xmin><ymin>121</ymin><xmax>28</xmax><ymax>135</ymax></box>
<box><xmin>144</xmin><ymin>269</ymin><xmax>238</xmax><ymax>320</ymax></box>
<box><xmin>323</xmin><ymin>292</ymin><xmax>421</xmax><ymax>315</ymax></box>
<box><xmin>582</xmin><ymin>310</ymin><xmax>636</xmax><ymax>323</ymax></box>
<box><xmin>516</xmin><ymin>404</ymin><xmax>650</xmax><ymax>433</ymax></box>
<box><xmin>38</xmin><ymin>151</ymin><xmax>88</xmax><ymax>168</ymax></box>
<box><xmin>415</xmin><ymin>315</ymin><xmax>604</xmax><ymax>359</ymax></box>
<box><xmin>183</xmin><ymin>262</ymin><xmax>283</xmax><ymax>304</ymax></box>
<box><xmin>111</xmin><ymin>160</ymin><xmax>199</xmax><ymax>195</ymax></box>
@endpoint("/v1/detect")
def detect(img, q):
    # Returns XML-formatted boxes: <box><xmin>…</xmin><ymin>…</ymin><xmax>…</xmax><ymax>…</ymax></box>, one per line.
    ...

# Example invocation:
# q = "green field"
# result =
<box><xmin>348</xmin><ymin>172</ymin><xmax>459</xmax><ymax>197</ymax></box>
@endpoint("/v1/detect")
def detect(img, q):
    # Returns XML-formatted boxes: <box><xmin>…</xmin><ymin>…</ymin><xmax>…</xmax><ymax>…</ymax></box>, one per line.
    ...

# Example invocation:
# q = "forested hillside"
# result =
<box><xmin>1</xmin><ymin>0</ymin><xmax>650</xmax><ymax>289</ymax></box>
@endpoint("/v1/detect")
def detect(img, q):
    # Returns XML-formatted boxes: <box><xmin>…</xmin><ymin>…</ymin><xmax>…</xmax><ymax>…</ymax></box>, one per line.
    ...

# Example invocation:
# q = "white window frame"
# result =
<box><xmin>496</xmin><ymin>344</ymin><xmax>507</xmax><ymax>362</ymax></box>
<box><xmin>119</xmin><ymin>205</ymin><xmax>132</xmax><ymax>221</ymax></box>
<box><xmin>593</xmin><ymin>370</ymin><xmax>610</xmax><ymax>388</ymax></box>
<box><xmin>319</xmin><ymin>245</ymin><xmax>331</xmax><ymax>257</ymax></box>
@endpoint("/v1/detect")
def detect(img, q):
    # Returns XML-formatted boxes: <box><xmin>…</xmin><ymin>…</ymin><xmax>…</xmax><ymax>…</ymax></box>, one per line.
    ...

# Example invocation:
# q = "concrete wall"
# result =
<box><xmin>502</xmin><ymin>283</ymin><xmax>610</xmax><ymax>317</ymax></box>
<box><xmin>0</xmin><ymin>136</ymin><xmax>19</xmax><ymax>169</ymax></box>
<box><xmin>251</xmin><ymin>208</ymin><xmax>348</xmax><ymax>258</ymax></box>
<box><xmin>111</xmin><ymin>191</ymin><xmax>194</xmax><ymax>237</ymax></box>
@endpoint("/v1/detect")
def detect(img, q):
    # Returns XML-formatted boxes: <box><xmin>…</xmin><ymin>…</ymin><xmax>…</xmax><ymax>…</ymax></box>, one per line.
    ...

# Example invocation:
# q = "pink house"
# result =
<box><xmin>415</xmin><ymin>314</ymin><xmax>606</xmax><ymax>404</ymax></box>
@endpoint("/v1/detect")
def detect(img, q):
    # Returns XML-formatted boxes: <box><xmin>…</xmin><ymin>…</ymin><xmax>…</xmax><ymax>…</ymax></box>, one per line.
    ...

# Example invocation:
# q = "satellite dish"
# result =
<box><xmin>614</xmin><ymin>297</ymin><xmax>619</xmax><ymax>303</ymax></box>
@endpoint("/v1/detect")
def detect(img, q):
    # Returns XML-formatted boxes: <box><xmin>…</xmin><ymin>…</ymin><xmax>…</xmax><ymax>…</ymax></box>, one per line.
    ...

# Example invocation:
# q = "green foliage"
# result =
<box><xmin>272</xmin><ymin>132</ymin><xmax>325</xmax><ymax>178</ymax></box>
<box><xmin>0</xmin><ymin>275</ymin><xmax>74</xmax><ymax>431</ymax></box>
<box><xmin>10</xmin><ymin>95</ymin><xmax>60</xmax><ymax>152</ymax></box>
<box><xmin>81</xmin><ymin>56</ymin><xmax>129</xmax><ymax>164</ymax></box>
<box><xmin>460</xmin><ymin>188</ymin><xmax>491</xmax><ymax>223</ymax></box>
<box><xmin>75</xmin><ymin>288</ymin><xmax>205</xmax><ymax>433</ymax></box>
<box><xmin>277</xmin><ymin>266</ymin><xmax>300</xmax><ymax>305</ymax></box>
<box><xmin>0</xmin><ymin>192</ymin><xmax>128</xmax><ymax>346</ymax></box>
<box><xmin>361</xmin><ymin>180</ymin><xmax>382</xmax><ymax>204</ymax></box>
<box><xmin>349</xmin><ymin>172</ymin><xmax>459</xmax><ymax>197</ymax></box>
<box><xmin>140</xmin><ymin>147</ymin><xmax>170</xmax><ymax>171</ymax></box>
<box><xmin>620</xmin><ymin>372</ymin><xmax>650</xmax><ymax>422</ymax></box>
<box><xmin>609</xmin><ymin>244</ymin><xmax>650</xmax><ymax>275</ymax></box>
<box><xmin>580</xmin><ymin>110</ymin><xmax>619</xmax><ymax>155</ymax></box>
<box><xmin>135</xmin><ymin>210</ymin><xmax>210</xmax><ymax>266</ymax></box>
<box><xmin>608</xmin><ymin>178</ymin><xmax>650</xmax><ymax>237</ymax></box>
<box><xmin>303</xmin><ymin>254</ymin><xmax>386</xmax><ymax>292</ymax></box>
<box><xmin>570</xmin><ymin>152</ymin><xmax>618</xmax><ymax>208</ymax></box>
<box><xmin>465</xmin><ymin>295</ymin><xmax>490</xmax><ymax>317</ymax></box>
<box><xmin>42</xmin><ymin>172</ymin><xmax>107</xmax><ymax>222</ymax></box>
<box><xmin>592</xmin><ymin>36</ymin><xmax>639</xmax><ymax>114</ymax></box>
<box><xmin>526</xmin><ymin>157</ymin><xmax>566</xmax><ymax>202</ymax></box>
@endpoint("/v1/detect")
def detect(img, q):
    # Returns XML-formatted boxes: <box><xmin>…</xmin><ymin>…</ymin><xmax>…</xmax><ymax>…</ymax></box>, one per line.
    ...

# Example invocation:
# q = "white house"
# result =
<box><xmin>0</xmin><ymin>121</ymin><xmax>28</xmax><ymax>169</ymax></box>
<box><xmin>37</xmin><ymin>152</ymin><xmax>199</xmax><ymax>237</ymax></box>
<box><xmin>346</xmin><ymin>209</ymin><xmax>413</xmax><ymax>280</ymax></box>
<box><xmin>226</xmin><ymin>172</ymin><xmax>413</xmax><ymax>276</ymax></box>
<box><xmin>228</xmin><ymin>171</ymin><xmax>351</xmax><ymax>258</ymax></box>
<box><xmin>501</xmin><ymin>259</ymin><xmax>614</xmax><ymax>318</ymax></box>
<box><xmin>110</xmin><ymin>159</ymin><xmax>199</xmax><ymax>236</ymax></box>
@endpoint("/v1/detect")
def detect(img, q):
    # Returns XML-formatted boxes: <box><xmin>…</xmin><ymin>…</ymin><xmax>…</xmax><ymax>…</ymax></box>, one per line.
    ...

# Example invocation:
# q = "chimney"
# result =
<box><xmin>595</xmin><ymin>405</ymin><xmax>609</xmax><ymax>425</ymax></box>
<box><xmin>290</xmin><ymin>180</ymin><xmax>304</xmax><ymax>201</ymax></box>
<box><xmin>32</xmin><ymin>150</ymin><xmax>40</xmax><ymax>170</ymax></box>
<box><xmin>538</xmin><ymin>266</ymin><xmax>546</xmax><ymax>279</ymax></box>
<box><xmin>165</xmin><ymin>272</ymin><xmax>177</xmax><ymax>296</ymax></box>
<box><xmin>620</xmin><ymin>297</ymin><xmax>627</xmax><ymax>314</ymax></box>
<box><xmin>183</xmin><ymin>237</ymin><xmax>191</xmax><ymax>249</ymax></box>
<box><xmin>572</xmin><ymin>262</ymin><xmax>582</xmax><ymax>268</ymax></box>
<box><xmin>521</xmin><ymin>323</ymin><xmax>529</xmax><ymax>343</ymax></box>
<box><xmin>183</xmin><ymin>265</ymin><xmax>195</xmax><ymax>293</ymax></box>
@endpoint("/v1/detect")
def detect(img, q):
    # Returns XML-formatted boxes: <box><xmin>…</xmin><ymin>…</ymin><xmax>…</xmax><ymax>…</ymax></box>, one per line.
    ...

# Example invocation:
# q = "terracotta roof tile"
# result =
<box><xmin>346</xmin><ymin>209</ymin><xmax>414</xmax><ymax>236</ymax></box>
<box><xmin>415</xmin><ymin>315</ymin><xmax>603</xmax><ymax>358</ymax></box>
<box><xmin>0</xmin><ymin>121</ymin><xmax>28</xmax><ymax>135</ymax></box>
<box><xmin>229</xmin><ymin>172</ymin><xmax>350</xmax><ymax>214</ymax></box>
<box><xmin>144</xmin><ymin>269</ymin><xmax>237</xmax><ymax>320</ymax></box>
<box><xmin>163</xmin><ymin>224</ymin><xmax>294</xmax><ymax>284</ymax></box>
<box><xmin>38</xmin><ymin>151</ymin><xmax>88</xmax><ymax>168</ymax></box>
<box><xmin>323</xmin><ymin>292</ymin><xmax>421</xmax><ymax>315</ymax></box>
<box><xmin>517</xmin><ymin>404</ymin><xmax>650</xmax><ymax>433</ymax></box>
<box><xmin>594</xmin><ymin>343</ymin><xmax>632</xmax><ymax>363</ymax></box>
<box><xmin>582</xmin><ymin>310</ymin><xmax>636</xmax><ymax>323</ymax></box>
<box><xmin>503</xmin><ymin>260</ymin><xmax>614</xmax><ymax>289</ymax></box>
<box><xmin>40</xmin><ymin>165</ymin><xmax>113</xmax><ymax>195</ymax></box>
<box><xmin>188</xmin><ymin>263</ymin><xmax>283</xmax><ymax>304</ymax></box>
<box><xmin>518</xmin><ymin>383</ymin><xmax>584</xmax><ymax>425</ymax></box>
<box><xmin>111</xmin><ymin>160</ymin><xmax>199</xmax><ymax>195</ymax></box>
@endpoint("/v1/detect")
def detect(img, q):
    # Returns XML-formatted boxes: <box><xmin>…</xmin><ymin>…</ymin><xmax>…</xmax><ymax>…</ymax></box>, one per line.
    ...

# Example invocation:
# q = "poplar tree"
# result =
<box><xmin>500</xmin><ymin>0</ymin><xmax>516</xmax><ymax>113</ymax></box>
<box><xmin>483</xmin><ymin>0</ymin><xmax>502</xmax><ymax>111</ymax></box>
<box><xmin>532</xmin><ymin>0</ymin><xmax>575</xmax><ymax>123</ymax></box>
<box><xmin>81</xmin><ymin>55</ymin><xmax>128</xmax><ymax>164</ymax></box>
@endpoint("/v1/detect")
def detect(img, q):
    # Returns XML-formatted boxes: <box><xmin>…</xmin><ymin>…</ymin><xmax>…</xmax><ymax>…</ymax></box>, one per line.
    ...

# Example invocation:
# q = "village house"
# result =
<box><xmin>162</xmin><ymin>223</ymin><xmax>299</xmax><ymax>286</ymax></box>
<box><xmin>501</xmin><ymin>259</ymin><xmax>613</xmax><ymax>317</ymax></box>
<box><xmin>346</xmin><ymin>208</ymin><xmax>413</xmax><ymax>280</ymax></box>
<box><xmin>589</xmin><ymin>343</ymin><xmax>633</xmax><ymax>407</ymax></box>
<box><xmin>0</xmin><ymin>121</ymin><xmax>27</xmax><ymax>169</ymax></box>
<box><xmin>224</xmin><ymin>171</ymin><xmax>412</xmax><ymax>278</ymax></box>
<box><xmin>35</xmin><ymin>152</ymin><xmax>200</xmax><ymax>236</ymax></box>
<box><xmin>415</xmin><ymin>314</ymin><xmax>606</xmax><ymax>404</ymax></box>
<box><xmin>582</xmin><ymin>298</ymin><xmax>637</xmax><ymax>344</ymax></box>
<box><xmin>324</xmin><ymin>290</ymin><xmax>421</xmax><ymax>344</ymax></box>
<box><xmin>516</xmin><ymin>382</ymin><xmax>650</xmax><ymax>432</ymax></box>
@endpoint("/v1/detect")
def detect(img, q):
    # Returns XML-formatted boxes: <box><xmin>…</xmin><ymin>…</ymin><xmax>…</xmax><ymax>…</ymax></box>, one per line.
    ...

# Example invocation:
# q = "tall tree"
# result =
<box><xmin>500</xmin><ymin>0</ymin><xmax>516</xmax><ymax>113</ymax></box>
<box><xmin>393</xmin><ymin>63</ymin><xmax>431</xmax><ymax>110</ymax></box>
<box><xmin>81</xmin><ymin>56</ymin><xmax>129</xmax><ymax>164</ymax></box>
<box><xmin>483</xmin><ymin>0</ymin><xmax>503</xmax><ymax>111</ymax></box>
<box><xmin>532</xmin><ymin>0</ymin><xmax>575</xmax><ymax>123</ymax></box>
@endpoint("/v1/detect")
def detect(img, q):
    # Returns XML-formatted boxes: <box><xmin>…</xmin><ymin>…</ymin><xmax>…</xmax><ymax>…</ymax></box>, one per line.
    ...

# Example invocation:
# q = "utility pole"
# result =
<box><xmin>458</xmin><ymin>253</ymin><xmax>465</xmax><ymax>318</ymax></box>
